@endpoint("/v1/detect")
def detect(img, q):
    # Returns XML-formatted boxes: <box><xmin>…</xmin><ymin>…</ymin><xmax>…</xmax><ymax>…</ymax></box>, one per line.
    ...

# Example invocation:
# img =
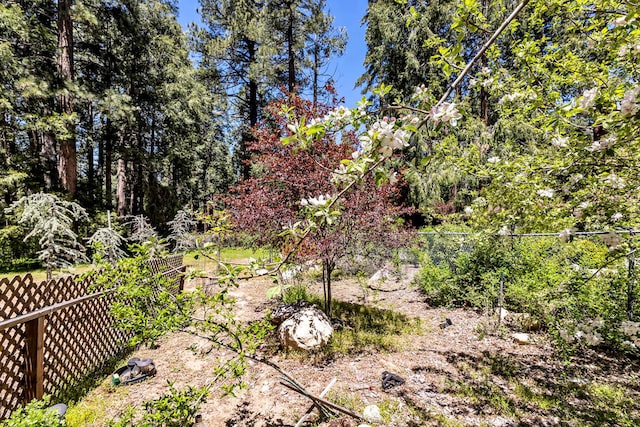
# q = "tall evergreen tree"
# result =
<box><xmin>195</xmin><ymin>0</ymin><xmax>345</xmax><ymax>177</ymax></box>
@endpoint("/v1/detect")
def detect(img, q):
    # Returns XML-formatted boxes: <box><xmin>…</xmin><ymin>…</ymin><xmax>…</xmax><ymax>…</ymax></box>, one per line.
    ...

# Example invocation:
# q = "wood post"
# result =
<box><xmin>24</xmin><ymin>316</ymin><xmax>45</xmax><ymax>401</ymax></box>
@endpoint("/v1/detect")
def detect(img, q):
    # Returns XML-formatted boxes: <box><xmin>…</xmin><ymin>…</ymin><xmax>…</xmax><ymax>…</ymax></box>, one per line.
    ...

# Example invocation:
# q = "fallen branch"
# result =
<box><xmin>280</xmin><ymin>379</ymin><xmax>363</xmax><ymax>421</ymax></box>
<box><xmin>294</xmin><ymin>378</ymin><xmax>337</xmax><ymax>427</ymax></box>
<box><xmin>368</xmin><ymin>284</ymin><xmax>407</xmax><ymax>292</ymax></box>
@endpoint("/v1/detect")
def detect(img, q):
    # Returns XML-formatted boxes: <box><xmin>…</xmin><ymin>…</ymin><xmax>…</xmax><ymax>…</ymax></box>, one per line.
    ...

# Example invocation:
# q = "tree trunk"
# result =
<box><xmin>312</xmin><ymin>42</ymin><xmax>319</xmax><ymax>107</ymax></box>
<box><xmin>57</xmin><ymin>0</ymin><xmax>77</xmax><ymax>197</ymax></box>
<box><xmin>322</xmin><ymin>258</ymin><xmax>334</xmax><ymax>318</ymax></box>
<box><xmin>104</xmin><ymin>119</ymin><xmax>113</xmax><ymax>209</ymax></box>
<box><xmin>287</xmin><ymin>1</ymin><xmax>296</xmax><ymax>94</ymax></box>
<box><xmin>239</xmin><ymin>38</ymin><xmax>259</xmax><ymax>180</ymax></box>
<box><xmin>41</xmin><ymin>131</ymin><xmax>58</xmax><ymax>191</ymax></box>
<box><xmin>479</xmin><ymin>0</ymin><xmax>489</xmax><ymax>126</ymax></box>
<box><xmin>116</xmin><ymin>157</ymin><xmax>127</xmax><ymax>218</ymax></box>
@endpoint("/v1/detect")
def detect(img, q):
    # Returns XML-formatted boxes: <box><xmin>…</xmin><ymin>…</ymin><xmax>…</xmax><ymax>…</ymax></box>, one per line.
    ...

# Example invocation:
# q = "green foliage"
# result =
<box><xmin>168</xmin><ymin>207</ymin><xmax>197</xmax><ymax>253</ymax></box>
<box><xmin>1</xmin><ymin>396</ymin><xmax>65</xmax><ymax>427</ymax></box>
<box><xmin>107</xmin><ymin>382</ymin><xmax>208</xmax><ymax>427</ymax></box>
<box><xmin>416</xmin><ymin>230</ymin><xmax>639</xmax><ymax>352</ymax></box>
<box><xmin>0</xmin><ymin>225</ymin><xmax>39</xmax><ymax>272</ymax></box>
<box><xmin>6</xmin><ymin>193</ymin><xmax>88</xmax><ymax>279</ymax></box>
<box><xmin>88</xmin><ymin>222</ymin><xmax>128</xmax><ymax>264</ymax></box>
<box><xmin>90</xmin><ymin>255</ymin><xmax>192</xmax><ymax>348</ymax></box>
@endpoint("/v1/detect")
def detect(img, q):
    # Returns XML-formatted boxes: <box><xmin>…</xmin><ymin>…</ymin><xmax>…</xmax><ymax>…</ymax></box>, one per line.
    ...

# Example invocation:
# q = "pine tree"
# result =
<box><xmin>7</xmin><ymin>192</ymin><xmax>88</xmax><ymax>280</ymax></box>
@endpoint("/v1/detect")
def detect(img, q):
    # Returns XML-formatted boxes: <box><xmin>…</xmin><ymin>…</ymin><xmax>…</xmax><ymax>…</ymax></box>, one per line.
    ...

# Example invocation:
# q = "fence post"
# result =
<box><xmin>24</xmin><ymin>316</ymin><xmax>44</xmax><ymax>402</ymax></box>
<box><xmin>628</xmin><ymin>246</ymin><xmax>636</xmax><ymax>320</ymax></box>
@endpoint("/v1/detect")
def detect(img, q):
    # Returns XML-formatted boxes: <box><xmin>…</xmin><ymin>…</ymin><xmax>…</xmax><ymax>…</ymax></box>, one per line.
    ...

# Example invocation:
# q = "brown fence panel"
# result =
<box><xmin>0</xmin><ymin>323</ymin><xmax>25</xmax><ymax>419</ymax></box>
<box><xmin>0</xmin><ymin>255</ymin><xmax>184</xmax><ymax>420</ymax></box>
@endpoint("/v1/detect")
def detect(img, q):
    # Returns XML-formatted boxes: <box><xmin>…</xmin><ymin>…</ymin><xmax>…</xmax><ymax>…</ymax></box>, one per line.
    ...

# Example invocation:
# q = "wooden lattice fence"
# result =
<box><xmin>0</xmin><ymin>255</ymin><xmax>185</xmax><ymax>419</ymax></box>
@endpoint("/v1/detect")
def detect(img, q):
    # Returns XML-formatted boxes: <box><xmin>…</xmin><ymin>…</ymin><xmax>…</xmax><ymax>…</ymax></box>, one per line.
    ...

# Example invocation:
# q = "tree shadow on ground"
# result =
<box><xmin>408</xmin><ymin>348</ymin><xmax>640</xmax><ymax>426</ymax></box>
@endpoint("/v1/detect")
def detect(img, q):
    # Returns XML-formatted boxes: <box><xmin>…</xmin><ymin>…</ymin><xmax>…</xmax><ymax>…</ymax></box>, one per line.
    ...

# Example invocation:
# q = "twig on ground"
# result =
<box><xmin>294</xmin><ymin>377</ymin><xmax>337</xmax><ymax>427</ymax></box>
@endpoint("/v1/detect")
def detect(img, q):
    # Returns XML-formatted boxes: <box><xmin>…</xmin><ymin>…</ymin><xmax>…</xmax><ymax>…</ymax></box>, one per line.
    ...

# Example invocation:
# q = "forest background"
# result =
<box><xmin>1</xmin><ymin>0</ymin><xmax>640</xmax><ymax>278</ymax></box>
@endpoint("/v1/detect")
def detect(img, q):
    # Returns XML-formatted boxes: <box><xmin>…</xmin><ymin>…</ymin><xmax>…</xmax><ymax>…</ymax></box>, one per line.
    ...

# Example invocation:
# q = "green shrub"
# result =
<box><xmin>107</xmin><ymin>383</ymin><xmax>208</xmax><ymax>427</ymax></box>
<box><xmin>2</xmin><ymin>396</ymin><xmax>65</xmax><ymax>427</ymax></box>
<box><xmin>416</xmin><ymin>231</ymin><xmax>639</xmax><ymax>352</ymax></box>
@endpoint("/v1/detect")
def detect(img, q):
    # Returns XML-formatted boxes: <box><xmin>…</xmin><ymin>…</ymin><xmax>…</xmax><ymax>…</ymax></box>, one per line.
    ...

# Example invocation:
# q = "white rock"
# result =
<box><xmin>278</xmin><ymin>307</ymin><xmax>333</xmax><ymax>351</ymax></box>
<box><xmin>495</xmin><ymin>307</ymin><xmax>508</xmax><ymax>321</ymax></box>
<box><xmin>369</xmin><ymin>268</ymin><xmax>392</xmax><ymax>284</ymax></box>
<box><xmin>362</xmin><ymin>404</ymin><xmax>383</xmax><ymax>424</ymax></box>
<box><xmin>260</xmin><ymin>382</ymin><xmax>270</xmax><ymax>394</ymax></box>
<box><xmin>511</xmin><ymin>333</ymin><xmax>530</xmax><ymax>345</ymax></box>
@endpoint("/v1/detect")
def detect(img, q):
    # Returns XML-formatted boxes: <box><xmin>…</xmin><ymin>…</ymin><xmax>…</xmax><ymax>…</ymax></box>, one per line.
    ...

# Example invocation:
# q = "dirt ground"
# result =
<box><xmin>75</xmin><ymin>266</ymin><xmax>640</xmax><ymax>426</ymax></box>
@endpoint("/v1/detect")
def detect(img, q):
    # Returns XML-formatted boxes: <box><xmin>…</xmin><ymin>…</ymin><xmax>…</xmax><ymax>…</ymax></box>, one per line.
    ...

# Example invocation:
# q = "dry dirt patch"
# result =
<box><xmin>73</xmin><ymin>268</ymin><xmax>640</xmax><ymax>426</ymax></box>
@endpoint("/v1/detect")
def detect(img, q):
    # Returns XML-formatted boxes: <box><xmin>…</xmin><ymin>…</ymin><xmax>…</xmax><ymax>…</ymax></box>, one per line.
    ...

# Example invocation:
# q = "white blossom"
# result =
<box><xmin>612</xmin><ymin>16</ymin><xmax>628</xmax><ymax>27</ymax></box>
<box><xmin>498</xmin><ymin>226</ymin><xmax>511</xmax><ymax>236</ymax></box>
<box><xmin>487</xmin><ymin>156</ymin><xmax>500</xmax><ymax>164</ymax></box>
<box><xmin>366</xmin><ymin>118</ymin><xmax>410</xmax><ymax>158</ymax></box>
<box><xmin>579</xmin><ymin>87</ymin><xmax>599</xmax><ymax>109</ymax></box>
<box><xmin>430</xmin><ymin>102</ymin><xmax>462</xmax><ymax>126</ymax></box>
<box><xmin>537</xmin><ymin>188</ymin><xmax>555</xmax><ymax>198</ymax></box>
<box><xmin>559</xmin><ymin>329</ymin><xmax>574</xmax><ymax>343</ymax></box>
<box><xmin>412</xmin><ymin>84</ymin><xmax>428</xmax><ymax>101</ymax></box>
<box><xmin>621</xmin><ymin>321</ymin><xmax>640</xmax><ymax>336</ymax></box>
<box><xmin>619</xmin><ymin>45</ymin><xmax>629</xmax><ymax>58</ymax></box>
<box><xmin>605</xmin><ymin>173</ymin><xmax>625</xmax><ymax>189</ymax></box>
<box><xmin>464</xmin><ymin>206</ymin><xmax>474</xmax><ymax>215</ymax></box>
<box><xmin>611</xmin><ymin>212</ymin><xmax>623</xmax><ymax>222</ymax></box>
<box><xmin>301</xmin><ymin>194</ymin><xmax>333</xmax><ymax>207</ymax></box>
<box><xmin>481</xmin><ymin>78</ymin><xmax>494</xmax><ymax>88</ymax></box>
<box><xmin>324</xmin><ymin>106</ymin><xmax>351</xmax><ymax>123</ymax></box>
<box><xmin>552</xmin><ymin>136</ymin><xmax>569</xmax><ymax>148</ymax></box>
<box><xmin>621</xmin><ymin>87</ymin><xmax>640</xmax><ymax>117</ymax></box>
<box><xmin>584</xmin><ymin>332</ymin><xmax>603</xmax><ymax>346</ymax></box>
<box><xmin>498</xmin><ymin>92</ymin><xmax>523</xmax><ymax>104</ymax></box>
<box><xmin>587</xmin><ymin>135</ymin><xmax>616</xmax><ymax>152</ymax></box>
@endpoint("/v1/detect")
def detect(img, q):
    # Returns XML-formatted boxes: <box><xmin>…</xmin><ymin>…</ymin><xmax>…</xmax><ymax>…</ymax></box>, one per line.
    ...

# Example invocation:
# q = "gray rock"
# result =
<box><xmin>278</xmin><ymin>307</ymin><xmax>333</xmax><ymax>351</ymax></box>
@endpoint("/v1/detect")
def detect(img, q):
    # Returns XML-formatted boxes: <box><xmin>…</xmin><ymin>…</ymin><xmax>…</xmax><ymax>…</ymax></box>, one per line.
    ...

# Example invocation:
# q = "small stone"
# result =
<box><xmin>439</xmin><ymin>318</ymin><xmax>453</xmax><ymax>329</ymax></box>
<box><xmin>511</xmin><ymin>333</ymin><xmax>530</xmax><ymax>345</ymax></box>
<box><xmin>362</xmin><ymin>405</ymin><xmax>382</xmax><ymax>424</ymax></box>
<box><xmin>496</xmin><ymin>308</ymin><xmax>508</xmax><ymax>322</ymax></box>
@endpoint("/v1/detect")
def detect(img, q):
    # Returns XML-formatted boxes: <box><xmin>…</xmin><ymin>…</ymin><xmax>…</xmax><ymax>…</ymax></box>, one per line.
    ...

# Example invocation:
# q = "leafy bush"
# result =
<box><xmin>89</xmin><ymin>255</ymin><xmax>192</xmax><ymax>348</ymax></box>
<box><xmin>1</xmin><ymin>396</ymin><xmax>65</xmax><ymax>427</ymax></box>
<box><xmin>416</xmin><ymin>230</ymin><xmax>639</xmax><ymax>352</ymax></box>
<box><xmin>107</xmin><ymin>383</ymin><xmax>207</xmax><ymax>427</ymax></box>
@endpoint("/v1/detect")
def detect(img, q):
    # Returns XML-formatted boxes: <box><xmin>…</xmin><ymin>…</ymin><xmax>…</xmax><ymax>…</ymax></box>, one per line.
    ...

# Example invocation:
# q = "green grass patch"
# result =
<box><xmin>183</xmin><ymin>247</ymin><xmax>270</xmax><ymax>271</ymax></box>
<box><xmin>514</xmin><ymin>383</ymin><xmax>559</xmax><ymax>410</ymax></box>
<box><xmin>328</xmin><ymin>300</ymin><xmax>422</xmax><ymax>354</ymax></box>
<box><xmin>0</xmin><ymin>264</ymin><xmax>93</xmax><ymax>282</ymax></box>
<box><xmin>282</xmin><ymin>286</ymin><xmax>422</xmax><ymax>355</ymax></box>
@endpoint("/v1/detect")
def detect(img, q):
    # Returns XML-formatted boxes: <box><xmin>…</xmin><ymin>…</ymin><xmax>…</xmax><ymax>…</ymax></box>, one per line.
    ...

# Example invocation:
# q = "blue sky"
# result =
<box><xmin>175</xmin><ymin>0</ymin><xmax>368</xmax><ymax>107</ymax></box>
